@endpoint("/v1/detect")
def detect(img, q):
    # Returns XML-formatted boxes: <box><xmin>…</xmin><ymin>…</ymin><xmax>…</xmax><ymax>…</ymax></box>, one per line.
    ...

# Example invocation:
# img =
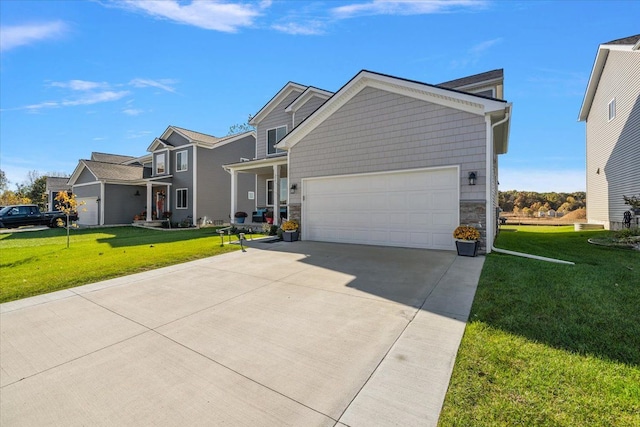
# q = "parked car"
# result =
<box><xmin>0</xmin><ymin>204</ymin><xmax>78</xmax><ymax>228</ymax></box>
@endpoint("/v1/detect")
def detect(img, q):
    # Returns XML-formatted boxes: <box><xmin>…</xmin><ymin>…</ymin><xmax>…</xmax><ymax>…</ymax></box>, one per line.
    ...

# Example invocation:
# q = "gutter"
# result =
<box><xmin>487</xmin><ymin>109</ymin><xmax>573</xmax><ymax>265</ymax></box>
<box><xmin>490</xmin><ymin>245</ymin><xmax>575</xmax><ymax>265</ymax></box>
<box><xmin>486</xmin><ymin>109</ymin><xmax>511</xmax><ymax>252</ymax></box>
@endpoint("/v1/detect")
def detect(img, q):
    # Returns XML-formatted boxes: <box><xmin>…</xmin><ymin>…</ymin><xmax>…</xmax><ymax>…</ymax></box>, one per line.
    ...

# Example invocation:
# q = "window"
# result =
<box><xmin>155</xmin><ymin>153</ymin><xmax>166</xmax><ymax>175</ymax></box>
<box><xmin>176</xmin><ymin>150</ymin><xmax>188</xmax><ymax>172</ymax></box>
<box><xmin>267</xmin><ymin>126</ymin><xmax>287</xmax><ymax>155</ymax></box>
<box><xmin>266</xmin><ymin>178</ymin><xmax>288</xmax><ymax>205</ymax></box>
<box><xmin>608</xmin><ymin>98</ymin><xmax>616</xmax><ymax>121</ymax></box>
<box><xmin>176</xmin><ymin>188</ymin><xmax>188</xmax><ymax>209</ymax></box>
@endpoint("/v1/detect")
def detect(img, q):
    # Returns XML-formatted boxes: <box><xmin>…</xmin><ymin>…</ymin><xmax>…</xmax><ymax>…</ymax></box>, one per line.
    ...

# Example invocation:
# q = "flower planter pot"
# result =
<box><xmin>455</xmin><ymin>240</ymin><xmax>479</xmax><ymax>257</ymax></box>
<box><xmin>235</xmin><ymin>217</ymin><xmax>245</xmax><ymax>224</ymax></box>
<box><xmin>283</xmin><ymin>230</ymin><xmax>299</xmax><ymax>242</ymax></box>
<box><xmin>266</xmin><ymin>217</ymin><xmax>274</xmax><ymax>224</ymax></box>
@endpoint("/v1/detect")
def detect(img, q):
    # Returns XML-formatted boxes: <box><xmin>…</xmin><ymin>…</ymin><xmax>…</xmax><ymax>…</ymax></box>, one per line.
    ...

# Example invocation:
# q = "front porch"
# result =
<box><xmin>224</xmin><ymin>155</ymin><xmax>290</xmax><ymax>226</ymax></box>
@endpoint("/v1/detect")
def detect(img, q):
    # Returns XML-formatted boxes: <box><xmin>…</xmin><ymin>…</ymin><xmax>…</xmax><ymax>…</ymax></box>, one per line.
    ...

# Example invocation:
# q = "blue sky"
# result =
<box><xmin>1</xmin><ymin>0</ymin><xmax>638</xmax><ymax>192</ymax></box>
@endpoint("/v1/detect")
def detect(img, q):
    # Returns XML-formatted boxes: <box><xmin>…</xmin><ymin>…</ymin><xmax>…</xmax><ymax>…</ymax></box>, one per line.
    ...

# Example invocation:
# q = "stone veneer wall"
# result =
<box><xmin>460</xmin><ymin>200</ymin><xmax>486</xmax><ymax>253</ymax></box>
<box><xmin>288</xmin><ymin>203</ymin><xmax>301</xmax><ymax>221</ymax></box>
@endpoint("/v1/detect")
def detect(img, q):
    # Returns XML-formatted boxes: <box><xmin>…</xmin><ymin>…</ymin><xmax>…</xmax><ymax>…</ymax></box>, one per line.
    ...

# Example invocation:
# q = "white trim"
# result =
<box><xmin>249</xmin><ymin>82</ymin><xmax>307</xmax><ymax>125</ymax></box>
<box><xmin>265</xmin><ymin>177</ymin><xmax>288</xmax><ymax>207</ymax></box>
<box><xmin>266</xmin><ymin>179</ymin><xmax>274</xmax><ymax>206</ymax></box>
<box><xmin>301</xmin><ymin>165</ymin><xmax>460</xmax><ymax>247</ymax></box>
<box><xmin>176</xmin><ymin>150</ymin><xmax>188</xmax><ymax>172</ymax></box>
<box><xmin>99</xmin><ymin>182</ymin><xmax>105</xmax><ymax>226</ymax></box>
<box><xmin>277</xmin><ymin>71</ymin><xmax>508</xmax><ymax>151</ymax></box>
<box><xmin>284</xmin><ymin>87</ymin><xmax>333</xmax><ymax>113</ymax></box>
<box><xmin>176</xmin><ymin>188</ymin><xmax>188</xmax><ymax>209</ymax></box>
<box><xmin>71</xmin><ymin>181</ymin><xmax>101</xmax><ymax>188</ymax></box>
<box><xmin>153</xmin><ymin>150</ymin><xmax>169</xmax><ymax>176</ymax></box>
<box><xmin>266</xmin><ymin>125</ymin><xmax>287</xmax><ymax>156</ymax></box>
<box><xmin>68</xmin><ymin>160</ymin><xmax>97</xmax><ymax>186</ymax></box>
<box><xmin>147</xmin><ymin>137</ymin><xmax>169</xmax><ymax>152</ymax></box>
<box><xmin>192</xmin><ymin>146</ymin><xmax>197</xmax><ymax>221</ymax></box>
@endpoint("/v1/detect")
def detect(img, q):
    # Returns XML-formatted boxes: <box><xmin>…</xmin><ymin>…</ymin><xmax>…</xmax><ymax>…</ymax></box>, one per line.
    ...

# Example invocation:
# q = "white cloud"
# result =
<box><xmin>126</xmin><ymin>130</ymin><xmax>154</xmax><ymax>139</ymax></box>
<box><xmin>272</xmin><ymin>21</ymin><xmax>325</xmax><ymax>35</ymax></box>
<box><xmin>499</xmin><ymin>168</ymin><xmax>586</xmax><ymax>193</ymax></box>
<box><xmin>50</xmin><ymin>80</ymin><xmax>109</xmax><ymax>91</ymax></box>
<box><xmin>112</xmin><ymin>0</ymin><xmax>267</xmax><ymax>32</ymax></box>
<box><xmin>450</xmin><ymin>37</ymin><xmax>502</xmax><ymax>68</ymax></box>
<box><xmin>331</xmin><ymin>0</ymin><xmax>486</xmax><ymax>19</ymax></box>
<box><xmin>0</xmin><ymin>21</ymin><xmax>68</xmax><ymax>52</ymax></box>
<box><xmin>7</xmin><ymin>77</ymin><xmax>177</xmax><ymax>112</ymax></box>
<box><xmin>123</xmin><ymin>108</ymin><xmax>144</xmax><ymax>116</ymax></box>
<box><xmin>22</xmin><ymin>91</ymin><xmax>130</xmax><ymax>112</ymax></box>
<box><xmin>129</xmin><ymin>78</ymin><xmax>178</xmax><ymax>93</ymax></box>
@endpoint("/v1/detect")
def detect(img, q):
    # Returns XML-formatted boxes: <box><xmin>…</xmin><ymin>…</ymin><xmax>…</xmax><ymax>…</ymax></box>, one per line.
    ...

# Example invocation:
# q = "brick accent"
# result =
<box><xmin>460</xmin><ymin>200</ymin><xmax>486</xmax><ymax>253</ymax></box>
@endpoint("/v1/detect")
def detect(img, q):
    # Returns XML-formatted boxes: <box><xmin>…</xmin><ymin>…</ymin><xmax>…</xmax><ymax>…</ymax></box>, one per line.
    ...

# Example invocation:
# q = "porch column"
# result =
<box><xmin>165</xmin><ymin>184</ymin><xmax>171</xmax><ymax>219</ymax></box>
<box><xmin>146</xmin><ymin>182</ymin><xmax>152</xmax><ymax>221</ymax></box>
<box><xmin>273</xmin><ymin>165</ymin><xmax>280</xmax><ymax>226</ymax></box>
<box><xmin>230</xmin><ymin>170</ymin><xmax>238</xmax><ymax>224</ymax></box>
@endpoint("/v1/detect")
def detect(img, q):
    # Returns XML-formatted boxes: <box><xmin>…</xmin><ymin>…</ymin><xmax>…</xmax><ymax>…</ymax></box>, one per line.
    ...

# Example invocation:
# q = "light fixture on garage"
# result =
<box><xmin>134</xmin><ymin>190</ymin><xmax>141</xmax><ymax>196</ymax></box>
<box><xmin>290</xmin><ymin>183</ymin><xmax>298</xmax><ymax>194</ymax></box>
<box><xmin>468</xmin><ymin>171</ymin><xmax>477</xmax><ymax>186</ymax></box>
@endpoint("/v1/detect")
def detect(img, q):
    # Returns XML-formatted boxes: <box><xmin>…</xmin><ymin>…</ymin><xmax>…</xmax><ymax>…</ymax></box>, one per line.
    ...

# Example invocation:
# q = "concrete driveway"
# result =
<box><xmin>1</xmin><ymin>241</ymin><xmax>483</xmax><ymax>426</ymax></box>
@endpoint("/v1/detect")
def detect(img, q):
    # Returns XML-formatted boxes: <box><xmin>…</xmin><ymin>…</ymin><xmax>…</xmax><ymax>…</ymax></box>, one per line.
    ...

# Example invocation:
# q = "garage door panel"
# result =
<box><xmin>77</xmin><ymin>198</ymin><xmax>98</xmax><ymax>226</ymax></box>
<box><xmin>303</xmin><ymin>168</ymin><xmax>459</xmax><ymax>250</ymax></box>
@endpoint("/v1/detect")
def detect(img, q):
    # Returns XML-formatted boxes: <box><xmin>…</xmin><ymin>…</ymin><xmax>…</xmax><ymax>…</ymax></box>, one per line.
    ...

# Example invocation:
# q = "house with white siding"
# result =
<box><xmin>225</xmin><ymin>69</ymin><xmax>511</xmax><ymax>253</ymax></box>
<box><xmin>579</xmin><ymin>34</ymin><xmax>640</xmax><ymax>229</ymax></box>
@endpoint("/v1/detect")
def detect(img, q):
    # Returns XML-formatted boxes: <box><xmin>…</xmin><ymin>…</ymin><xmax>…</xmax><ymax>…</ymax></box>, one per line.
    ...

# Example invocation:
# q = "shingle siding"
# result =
<box><xmin>256</xmin><ymin>90</ymin><xmax>302</xmax><ymax>159</ymax></box>
<box><xmin>293</xmin><ymin>96</ymin><xmax>327</xmax><ymax>127</ymax></box>
<box><xmin>586</xmin><ymin>50</ymin><xmax>640</xmax><ymax>228</ymax></box>
<box><xmin>289</xmin><ymin>86</ymin><xmax>487</xmax><ymax>205</ymax></box>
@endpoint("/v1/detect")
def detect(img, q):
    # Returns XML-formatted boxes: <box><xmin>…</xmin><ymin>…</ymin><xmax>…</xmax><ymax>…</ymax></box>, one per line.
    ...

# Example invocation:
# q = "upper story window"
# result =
<box><xmin>267</xmin><ymin>126</ymin><xmax>287</xmax><ymax>155</ymax></box>
<box><xmin>176</xmin><ymin>150</ymin><xmax>188</xmax><ymax>172</ymax></box>
<box><xmin>155</xmin><ymin>153</ymin><xmax>166</xmax><ymax>175</ymax></box>
<box><xmin>608</xmin><ymin>98</ymin><xmax>616</xmax><ymax>121</ymax></box>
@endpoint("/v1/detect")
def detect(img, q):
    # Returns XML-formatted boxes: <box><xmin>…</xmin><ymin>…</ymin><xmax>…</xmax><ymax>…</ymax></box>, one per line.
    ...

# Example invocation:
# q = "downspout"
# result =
<box><xmin>489</xmin><ymin>109</ymin><xmax>574</xmax><ymax>266</ymax></box>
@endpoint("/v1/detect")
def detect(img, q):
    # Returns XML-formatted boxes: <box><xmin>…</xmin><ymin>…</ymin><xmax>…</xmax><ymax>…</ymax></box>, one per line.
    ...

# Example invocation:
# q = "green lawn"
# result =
<box><xmin>439</xmin><ymin>226</ymin><xmax>640</xmax><ymax>426</ymax></box>
<box><xmin>0</xmin><ymin>226</ymin><xmax>256</xmax><ymax>303</ymax></box>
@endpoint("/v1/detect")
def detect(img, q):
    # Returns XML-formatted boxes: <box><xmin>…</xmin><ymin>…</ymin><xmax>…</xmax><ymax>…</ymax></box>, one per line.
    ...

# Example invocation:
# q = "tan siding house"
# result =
<box><xmin>579</xmin><ymin>35</ymin><xmax>640</xmax><ymax>229</ymax></box>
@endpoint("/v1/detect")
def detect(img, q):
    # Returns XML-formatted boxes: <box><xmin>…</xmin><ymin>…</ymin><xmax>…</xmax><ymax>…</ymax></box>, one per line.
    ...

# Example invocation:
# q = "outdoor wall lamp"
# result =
<box><xmin>290</xmin><ymin>183</ymin><xmax>298</xmax><ymax>194</ymax></box>
<box><xmin>468</xmin><ymin>171</ymin><xmax>477</xmax><ymax>186</ymax></box>
<box><xmin>134</xmin><ymin>190</ymin><xmax>141</xmax><ymax>196</ymax></box>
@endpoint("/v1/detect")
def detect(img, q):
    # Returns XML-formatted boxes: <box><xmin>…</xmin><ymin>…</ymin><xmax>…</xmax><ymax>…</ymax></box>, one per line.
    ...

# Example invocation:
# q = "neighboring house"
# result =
<box><xmin>579</xmin><ymin>34</ymin><xmax>640</xmax><ymax>229</ymax></box>
<box><xmin>226</xmin><ymin>69</ymin><xmax>512</xmax><ymax>253</ymax></box>
<box><xmin>68</xmin><ymin>152</ymin><xmax>147</xmax><ymax>225</ymax></box>
<box><xmin>68</xmin><ymin>127</ymin><xmax>255</xmax><ymax>226</ymax></box>
<box><xmin>45</xmin><ymin>176</ymin><xmax>71</xmax><ymax>211</ymax></box>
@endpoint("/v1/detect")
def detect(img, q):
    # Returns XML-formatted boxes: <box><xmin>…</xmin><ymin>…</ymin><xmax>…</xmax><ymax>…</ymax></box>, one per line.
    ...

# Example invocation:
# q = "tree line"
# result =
<box><xmin>499</xmin><ymin>190</ymin><xmax>586</xmax><ymax>215</ymax></box>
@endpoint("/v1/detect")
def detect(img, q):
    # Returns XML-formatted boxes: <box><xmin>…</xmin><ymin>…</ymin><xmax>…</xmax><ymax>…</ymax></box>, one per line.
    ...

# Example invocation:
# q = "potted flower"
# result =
<box><xmin>265</xmin><ymin>210</ymin><xmax>274</xmax><ymax>224</ymax></box>
<box><xmin>234</xmin><ymin>211</ymin><xmax>248</xmax><ymax>224</ymax></box>
<box><xmin>453</xmin><ymin>225</ymin><xmax>480</xmax><ymax>257</ymax></box>
<box><xmin>281</xmin><ymin>220</ymin><xmax>299</xmax><ymax>242</ymax></box>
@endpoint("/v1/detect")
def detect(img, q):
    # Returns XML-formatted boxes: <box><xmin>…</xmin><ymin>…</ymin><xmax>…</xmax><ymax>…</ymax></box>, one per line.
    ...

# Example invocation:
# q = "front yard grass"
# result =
<box><xmin>0</xmin><ymin>226</ymin><xmax>258</xmax><ymax>303</ymax></box>
<box><xmin>439</xmin><ymin>226</ymin><xmax>640</xmax><ymax>426</ymax></box>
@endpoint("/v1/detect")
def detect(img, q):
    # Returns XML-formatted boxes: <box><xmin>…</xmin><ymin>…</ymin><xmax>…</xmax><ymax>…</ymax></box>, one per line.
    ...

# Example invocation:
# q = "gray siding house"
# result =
<box><xmin>579</xmin><ymin>34</ymin><xmax>640</xmax><ymax>229</ymax></box>
<box><xmin>68</xmin><ymin>127</ymin><xmax>255</xmax><ymax>226</ymax></box>
<box><xmin>226</xmin><ymin>70</ymin><xmax>511</xmax><ymax>253</ymax></box>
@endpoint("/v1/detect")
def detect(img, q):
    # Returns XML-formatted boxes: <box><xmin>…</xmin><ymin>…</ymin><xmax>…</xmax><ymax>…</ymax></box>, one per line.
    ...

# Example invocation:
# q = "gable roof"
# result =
<box><xmin>249</xmin><ymin>82</ymin><xmax>308</xmax><ymax>125</ymax></box>
<box><xmin>68</xmin><ymin>160</ymin><xmax>145</xmax><ymax>186</ymax></box>
<box><xmin>579</xmin><ymin>34</ymin><xmax>640</xmax><ymax>121</ymax></box>
<box><xmin>148</xmin><ymin>125</ymin><xmax>222</xmax><ymax>152</ymax></box>
<box><xmin>275</xmin><ymin>69</ymin><xmax>511</xmax><ymax>152</ymax></box>
<box><xmin>285</xmin><ymin>86</ymin><xmax>334</xmax><ymax>113</ymax></box>
<box><xmin>437</xmin><ymin>69</ymin><xmax>503</xmax><ymax>93</ymax></box>
<box><xmin>91</xmin><ymin>152</ymin><xmax>137</xmax><ymax>164</ymax></box>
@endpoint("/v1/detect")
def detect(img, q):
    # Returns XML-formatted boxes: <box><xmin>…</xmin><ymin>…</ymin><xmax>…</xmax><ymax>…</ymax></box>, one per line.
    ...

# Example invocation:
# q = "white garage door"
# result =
<box><xmin>303</xmin><ymin>167</ymin><xmax>459</xmax><ymax>250</ymax></box>
<box><xmin>77</xmin><ymin>197</ymin><xmax>99</xmax><ymax>226</ymax></box>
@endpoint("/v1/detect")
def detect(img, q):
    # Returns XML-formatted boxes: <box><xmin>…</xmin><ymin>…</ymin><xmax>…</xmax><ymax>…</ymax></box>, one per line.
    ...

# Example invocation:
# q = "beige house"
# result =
<box><xmin>579</xmin><ymin>34</ymin><xmax>640</xmax><ymax>229</ymax></box>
